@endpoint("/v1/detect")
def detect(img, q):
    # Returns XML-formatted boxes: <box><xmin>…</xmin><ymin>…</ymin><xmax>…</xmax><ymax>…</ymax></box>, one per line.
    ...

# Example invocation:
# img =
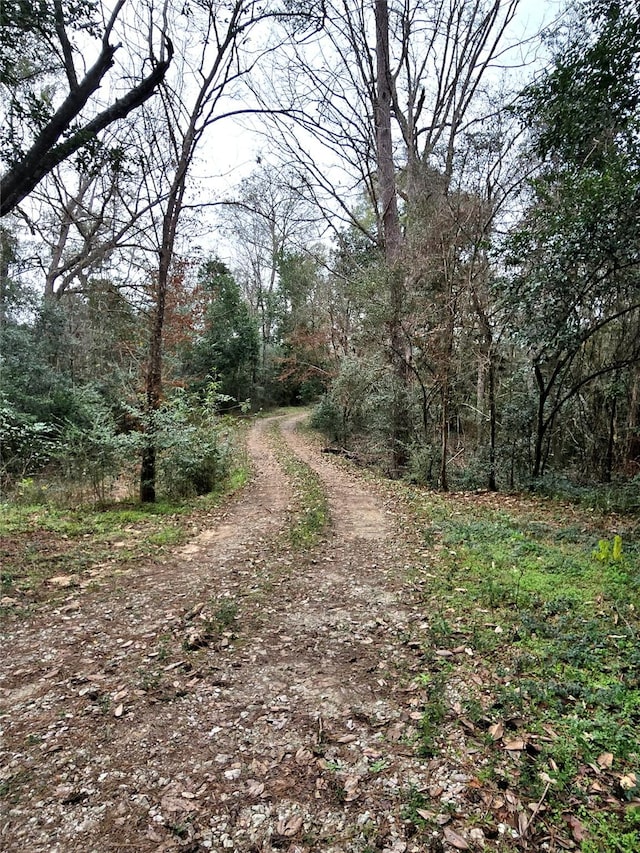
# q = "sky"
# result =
<box><xmin>188</xmin><ymin>0</ymin><xmax>566</xmax><ymax>263</ymax></box>
<box><xmin>192</xmin><ymin>0</ymin><xmax>563</xmax><ymax>203</ymax></box>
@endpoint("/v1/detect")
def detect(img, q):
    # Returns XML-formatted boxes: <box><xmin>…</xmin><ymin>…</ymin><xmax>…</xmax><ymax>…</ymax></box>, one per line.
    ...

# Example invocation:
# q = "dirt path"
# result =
<box><xmin>1</xmin><ymin>414</ymin><xmax>453</xmax><ymax>853</ymax></box>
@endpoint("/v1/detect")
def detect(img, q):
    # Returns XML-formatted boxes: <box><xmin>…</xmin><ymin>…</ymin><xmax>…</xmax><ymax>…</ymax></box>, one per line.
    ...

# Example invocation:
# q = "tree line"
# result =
<box><xmin>1</xmin><ymin>0</ymin><xmax>639</xmax><ymax>502</ymax></box>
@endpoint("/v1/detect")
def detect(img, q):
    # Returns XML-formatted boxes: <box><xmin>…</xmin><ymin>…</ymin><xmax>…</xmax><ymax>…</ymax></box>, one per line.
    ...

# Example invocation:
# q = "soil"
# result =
<box><xmin>0</xmin><ymin>413</ymin><xmax>472</xmax><ymax>852</ymax></box>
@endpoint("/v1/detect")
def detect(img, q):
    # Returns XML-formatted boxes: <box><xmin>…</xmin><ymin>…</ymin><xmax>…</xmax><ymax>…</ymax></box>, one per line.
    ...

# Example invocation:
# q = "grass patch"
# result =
<box><xmin>406</xmin><ymin>488</ymin><xmax>640</xmax><ymax>849</ymax></box>
<box><xmin>0</xmin><ymin>452</ymin><xmax>251</xmax><ymax>604</ymax></box>
<box><xmin>269</xmin><ymin>423</ymin><xmax>329</xmax><ymax>549</ymax></box>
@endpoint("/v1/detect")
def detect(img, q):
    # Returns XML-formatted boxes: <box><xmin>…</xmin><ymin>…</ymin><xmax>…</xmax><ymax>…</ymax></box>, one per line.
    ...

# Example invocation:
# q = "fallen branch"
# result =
<box><xmin>521</xmin><ymin>779</ymin><xmax>552</xmax><ymax>838</ymax></box>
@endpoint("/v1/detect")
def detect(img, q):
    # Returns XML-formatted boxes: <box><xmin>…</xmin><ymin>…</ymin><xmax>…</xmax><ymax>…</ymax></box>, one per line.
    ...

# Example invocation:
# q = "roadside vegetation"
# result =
<box><xmin>406</xmin><ymin>488</ymin><xmax>640</xmax><ymax>851</ymax></box>
<box><xmin>0</xmin><ymin>421</ymin><xmax>250</xmax><ymax>611</ymax></box>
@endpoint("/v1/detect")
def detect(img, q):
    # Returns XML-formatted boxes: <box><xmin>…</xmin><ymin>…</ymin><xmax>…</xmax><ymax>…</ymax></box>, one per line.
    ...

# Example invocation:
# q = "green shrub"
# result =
<box><xmin>310</xmin><ymin>356</ymin><xmax>384</xmax><ymax>447</ymax></box>
<box><xmin>0</xmin><ymin>396</ymin><xmax>59</xmax><ymax>483</ymax></box>
<box><xmin>406</xmin><ymin>442</ymin><xmax>440</xmax><ymax>486</ymax></box>
<box><xmin>154</xmin><ymin>389</ymin><xmax>234</xmax><ymax>500</ymax></box>
<box><xmin>54</xmin><ymin>390</ymin><xmax>142</xmax><ymax>501</ymax></box>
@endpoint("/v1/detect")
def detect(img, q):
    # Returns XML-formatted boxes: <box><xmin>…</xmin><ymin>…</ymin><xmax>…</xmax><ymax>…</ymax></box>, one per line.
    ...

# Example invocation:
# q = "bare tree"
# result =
<box><xmin>0</xmin><ymin>0</ymin><xmax>173</xmax><ymax>216</ymax></box>
<box><xmin>219</xmin><ymin>165</ymin><xmax>321</xmax><ymax>368</ymax></box>
<box><xmin>261</xmin><ymin>0</ymin><xmax>527</xmax><ymax>475</ymax></box>
<box><xmin>139</xmin><ymin>0</ymin><xmax>323</xmax><ymax>501</ymax></box>
<box><xmin>15</xmin><ymin>123</ymin><xmax>168</xmax><ymax>301</ymax></box>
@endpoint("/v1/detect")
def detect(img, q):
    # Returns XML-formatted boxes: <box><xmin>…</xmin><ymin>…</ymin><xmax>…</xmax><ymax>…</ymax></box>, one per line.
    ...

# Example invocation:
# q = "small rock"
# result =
<box><xmin>469</xmin><ymin>827</ymin><xmax>486</xmax><ymax>846</ymax></box>
<box><xmin>48</xmin><ymin>575</ymin><xmax>76</xmax><ymax>588</ymax></box>
<box><xmin>224</xmin><ymin>768</ymin><xmax>241</xmax><ymax>781</ymax></box>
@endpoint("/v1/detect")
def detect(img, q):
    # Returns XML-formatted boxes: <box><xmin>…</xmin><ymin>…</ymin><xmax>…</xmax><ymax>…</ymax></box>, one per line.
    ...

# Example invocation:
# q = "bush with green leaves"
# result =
<box><xmin>406</xmin><ymin>442</ymin><xmax>441</xmax><ymax>487</ymax></box>
<box><xmin>0</xmin><ymin>395</ymin><xmax>59</xmax><ymax>484</ymax></box>
<box><xmin>153</xmin><ymin>387</ymin><xmax>234</xmax><ymax>500</ymax></box>
<box><xmin>310</xmin><ymin>356</ymin><xmax>385</xmax><ymax>447</ymax></box>
<box><xmin>54</xmin><ymin>389</ymin><xmax>142</xmax><ymax>502</ymax></box>
<box><xmin>1</xmin><ymin>384</ymin><xmax>141</xmax><ymax>502</ymax></box>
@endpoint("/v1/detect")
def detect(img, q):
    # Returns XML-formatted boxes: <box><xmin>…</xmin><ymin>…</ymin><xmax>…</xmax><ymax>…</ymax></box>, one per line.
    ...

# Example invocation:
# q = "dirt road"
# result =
<box><xmin>1</xmin><ymin>413</ymin><xmax>456</xmax><ymax>852</ymax></box>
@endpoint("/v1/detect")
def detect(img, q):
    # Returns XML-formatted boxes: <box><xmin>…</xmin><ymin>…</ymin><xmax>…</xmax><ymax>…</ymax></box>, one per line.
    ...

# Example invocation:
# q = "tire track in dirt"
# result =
<box><xmin>0</xmin><ymin>413</ymin><xmax>445</xmax><ymax>853</ymax></box>
<box><xmin>280</xmin><ymin>411</ymin><xmax>390</xmax><ymax>542</ymax></box>
<box><xmin>0</xmin><ymin>417</ymin><xmax>292</xmax><ymax>683</ymax></box>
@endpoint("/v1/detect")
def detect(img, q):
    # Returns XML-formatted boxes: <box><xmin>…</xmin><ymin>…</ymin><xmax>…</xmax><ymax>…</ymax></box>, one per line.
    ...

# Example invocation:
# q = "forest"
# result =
<box><xmin>1</xmin><ymin>0</ymin><xmax>639</xmax><ymax>505</ymax></box>
<box><xmin>2</xmin><ymin>5</ymin><xmax>640</xmax><ymax>851</ymax></box>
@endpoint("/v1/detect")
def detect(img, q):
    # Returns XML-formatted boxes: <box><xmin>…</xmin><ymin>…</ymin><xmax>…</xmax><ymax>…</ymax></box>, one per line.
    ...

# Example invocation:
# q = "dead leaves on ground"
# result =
<box><xmin>443</xmin><ymin>698</ymin><xmax>640</xmax><ymax>849</ymax></box>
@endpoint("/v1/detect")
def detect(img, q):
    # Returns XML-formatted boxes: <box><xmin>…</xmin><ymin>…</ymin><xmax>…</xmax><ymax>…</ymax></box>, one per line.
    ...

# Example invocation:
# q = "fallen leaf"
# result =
<box><xmin>246</xmin><ymin>780</ymin><xmax>265</xmax><ymax>798</ymax></box>
<box><xmin>567</xmin><ymin>815</ymin><xmax>588</xmax><ymax>842</ymax></box>
<box><xmin>277</xmin><ymin>815</ymin><xmax>303</xmax><ymax>837</ymax></box>
<box><xmin>48</xmin><ymin>575</ymin><xmax>76</xmax><ymax>587</ymax></box>
<box><xmin>185</xmin><ymin>602</ymin><xmax>205</xmax><ymax>620</ymax></box>
<box><xmin>443</xmin><ymin>827</ymin><xmax>470</xmax><ymax>849</ymax></box>
<box><xmin>387</xmin><ymin>841</ymin><xmax>407</xmax><ymax>853</ymax></box>
<box><xmin>416</xmin><ymin>808</ymin><xmax>435</xmax><ymax>821</ymax></box>
<box><xmin>620</xmin><ymin>772</ymin><xmax>637</xmax><ymax>790</ymax></box>
<box><xmin>383</xmin><ymin>841</ymin><xmax>407</xmax><ymax>853</ymax></box>
<box><xmin>488</xmin><ymin>721</ymin><xmax>504</xmax><ymax>741</ymax></box>
<box><xmin>161</xmin><ymin>794</ymin><xmax>197</xmax><ymax>814</ymax></box>
<box><xmin>597</xmin><ymin>752</ymin><xmax>614</xmax><ymax>769</ymax></box>
<box><xmin>270</xmin><ymin>777</ymin><xmax>294</xmax><ymax>795</ymax></box>
<box><xmin>295</xmin><ymin>747</ymin><xmax>314</xmax><ymax>765</ymax></box>
<box><xmin>344</xmin><ymin>775</ymin><xmax>361</xmax><ymax>801</ymax></box>
<box><xmin>504</xmin><ymin>739</ymin><xmax>526</xmax><ymax>751</ymax></box>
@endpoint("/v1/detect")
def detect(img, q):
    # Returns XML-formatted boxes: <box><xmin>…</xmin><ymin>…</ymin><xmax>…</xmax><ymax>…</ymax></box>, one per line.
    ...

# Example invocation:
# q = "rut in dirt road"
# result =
<box><xmin>0</xmin><ymin>414</ymin><xmax>456</xmax><ymax>853</ymax></box>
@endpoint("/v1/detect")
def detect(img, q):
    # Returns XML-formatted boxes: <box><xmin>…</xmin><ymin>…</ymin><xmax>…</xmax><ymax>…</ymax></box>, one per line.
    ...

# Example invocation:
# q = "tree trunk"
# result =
<box><xmin>0</xmin><ymin>226</ymin><xmax>14</xmax><ymax>330</ymax></box>
<box><xmin>626</xmin><ymin>368</ymin><xmax>640</xmax><ymax>473</ymax></box>
<box><xmin>375</xmin><ymin>0</ymin><xmax>402</xmax><ymax>264</ymax></box>
<box><xmin>604</xmin><ymin>395</ymin><xmax>617</xmax><ymax>483</ymax></box>
<box><xmin>140</xmin><ymin>249</ymin><xmax>170</xmax><ymax>503</ymax></box>
<box><xmin>532</xmin><ymin>365</ymin><xmax>548</xmax><ymax>479</ymax></box>
<box><xmin>140</xmin><ymin>181</ymin><xmax>181</xmax><ymax>502</ymax></box>
<box><xmin>471</xmin><ymin>283</ymin><xmax>498</xmax><ymax>490</ymax></box>
<box><xmin>487</xmin><ymin>355</ymin><xmax>497</xmax><ymax>491</ymax></box>
<box><xmin>439</xmin><ymin>382</ymin><xmax>449</xmax><ymax>491</ymax></box>
<box><xmin>375</xmin><ymin>0</ymin><xmax>408</xmax><ymax>475</ymax></box>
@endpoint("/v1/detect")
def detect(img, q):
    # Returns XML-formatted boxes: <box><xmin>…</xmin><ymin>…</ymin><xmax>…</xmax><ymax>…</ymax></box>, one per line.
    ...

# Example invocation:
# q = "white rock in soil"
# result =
<box><xmin>469</xmin><ymin>827</ymin><xmax>486</xmax><ymax>846</ymax></box>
